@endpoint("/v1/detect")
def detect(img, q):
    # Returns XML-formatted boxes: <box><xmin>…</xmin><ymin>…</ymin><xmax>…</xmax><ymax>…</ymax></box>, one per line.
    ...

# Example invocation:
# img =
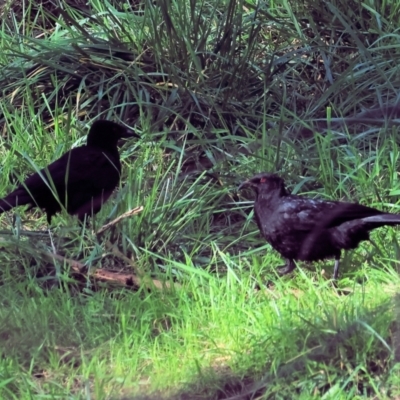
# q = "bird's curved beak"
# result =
<box><xmin>121</xmin><ymin>127</ymin><xmax>140</xmax><ymax>139</ymax></box>
<box><xmin>238</xmin><ymin>180</ymin><xmax>250</xmax><ymax>191</ymax></box>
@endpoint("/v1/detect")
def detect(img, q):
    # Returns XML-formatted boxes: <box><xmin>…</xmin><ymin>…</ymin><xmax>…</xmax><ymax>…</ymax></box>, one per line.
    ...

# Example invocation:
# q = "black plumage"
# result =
<box><xmin>239</xmin><ymin>172</ymin><xmax>400</xmax><ymax>279</ymax></box>
<box><xmin>0</xmin><ymin>120</ymin><xmax>137</xmax><ymax>224</ymax></box>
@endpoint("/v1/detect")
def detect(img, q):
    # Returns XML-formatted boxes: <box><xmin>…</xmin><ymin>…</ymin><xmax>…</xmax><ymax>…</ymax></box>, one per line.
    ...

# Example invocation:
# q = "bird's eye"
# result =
<box><xmin>260</xmin><ymin>178</ymin><xmax>266</xmax><ymax>183</ymax></box>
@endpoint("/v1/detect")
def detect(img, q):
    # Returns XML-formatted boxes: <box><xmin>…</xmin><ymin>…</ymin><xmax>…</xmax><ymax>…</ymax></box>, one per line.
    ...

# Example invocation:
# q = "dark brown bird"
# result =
<box><xmin>239</xmin><ymin>172</ymin><xmax>400</xmax><ymax>279</ymax></box>
<box><xmin>0</xmin><ymin>120</ymin><xmax>137</xmax><ymax>224</ymax></box>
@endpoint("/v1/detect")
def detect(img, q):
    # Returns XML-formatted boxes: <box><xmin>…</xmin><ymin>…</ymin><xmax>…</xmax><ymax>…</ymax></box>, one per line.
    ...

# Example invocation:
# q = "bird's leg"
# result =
<box><xmin>48</xmin><ymin>228</ymin><xmax>57</xmax><ymax>254</ymax></box>
<box><xmin>333</xmin><ymin>257</ymin><xmax>340</xmax><ymax>280</ymax></box>
<box><xmin>277</xmin><ymin>259</ymin><xmax>296</xmax><ymax>275</ymax></box>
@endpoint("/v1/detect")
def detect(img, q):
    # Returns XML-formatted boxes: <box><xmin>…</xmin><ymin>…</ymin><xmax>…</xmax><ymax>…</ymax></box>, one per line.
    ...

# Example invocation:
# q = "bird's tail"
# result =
<box><xmin>362</xmin><ymin>213</ymin><xmax>400</xmax><ymax>226</ymax></box>
<box><xmin>299</xmin><ymin>207</ymin><xmax>400</xmax><ymax>260</ymax></box>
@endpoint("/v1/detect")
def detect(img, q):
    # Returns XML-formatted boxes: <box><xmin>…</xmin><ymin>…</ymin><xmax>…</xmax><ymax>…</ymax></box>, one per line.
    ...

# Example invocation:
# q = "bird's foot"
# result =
<box><xmin>277</xmin><ymin>260</ymin><xmax>296</xmax><ymax>276</ymax></box>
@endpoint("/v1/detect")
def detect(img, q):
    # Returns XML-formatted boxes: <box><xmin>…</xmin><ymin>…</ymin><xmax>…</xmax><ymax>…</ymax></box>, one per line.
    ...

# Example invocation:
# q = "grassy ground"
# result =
<box><xmin>1</xmin><ymin>0</ymin><xmax>400</xmax><ymax>398</ymax></box>
<box><xmin>1</xmin><ymin>260</ymin><xmax>400</xmax><ymax>398</ymax></box>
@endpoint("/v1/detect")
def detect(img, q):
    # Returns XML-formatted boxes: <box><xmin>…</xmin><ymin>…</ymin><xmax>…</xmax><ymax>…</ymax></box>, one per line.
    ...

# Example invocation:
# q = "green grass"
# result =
<box><xmin>1</xmin><ymin>0</ymin><xmax>400</xmax><ymax>397</ymax></box>
<box><xmin>1</xmin><ymin>259</ymin><xmax>399</xmax><ymax>399</ymax></box>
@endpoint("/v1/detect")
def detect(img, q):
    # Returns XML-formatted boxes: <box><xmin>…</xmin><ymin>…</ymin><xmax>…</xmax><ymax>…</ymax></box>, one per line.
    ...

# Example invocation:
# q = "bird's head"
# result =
<box><xmin>238</xmin><ymin>173</ymin><xmax>288</xmax><ymax>197</ymax></box>
<box><xmin>87</xmin><ymin>120</ymin><xmax>139</xmax><ymax>149</ymax></box>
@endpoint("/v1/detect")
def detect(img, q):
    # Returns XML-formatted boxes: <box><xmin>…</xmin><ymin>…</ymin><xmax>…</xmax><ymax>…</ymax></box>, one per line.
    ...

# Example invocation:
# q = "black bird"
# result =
<box><xmin>239</xmin><ymin>172</ymin><xmax>400</xmax><ymax>279</ymax></box>
<box><xmin>0</xmin><ymin>120</ymin><xmax>137</xmax><ymax>224</ymax></box>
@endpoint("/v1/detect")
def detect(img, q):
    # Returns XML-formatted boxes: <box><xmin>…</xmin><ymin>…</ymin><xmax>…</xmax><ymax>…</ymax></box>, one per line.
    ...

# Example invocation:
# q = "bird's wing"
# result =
<box><xmin>319</xmin><ymin>201</ymin><xmax>385</xmax><ymax>228</ymax></box>
<box><xmin>290</xmin><ymin>198</ymin><xmax>387</xmax><ymax>258</ymax></box>
<box><xmin>255</xmin><ymin>197</ymin><xmax>338</xmax><ymax>260</ymax></box>
<box><xmin>275</xmin><ymin>197</ymin><xmax>337</xmax><ymax>233</ymax></box>
<box><xmin>279</xmin><ymin>197</ymin><xmax>385</xmax><ymax>230</ymax></box>
<box><xmin>24</xmin><ymin>147</ymin><xmax>120</xmax><ymax>192</ymax></box>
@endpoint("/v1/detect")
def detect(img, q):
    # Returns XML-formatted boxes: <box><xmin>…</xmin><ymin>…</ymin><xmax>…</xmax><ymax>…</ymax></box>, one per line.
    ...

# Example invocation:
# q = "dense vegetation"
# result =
<box><xmin>1</xmin><ymin>0</ymin><xmax>400</xmax><ymax>398</ymax></box>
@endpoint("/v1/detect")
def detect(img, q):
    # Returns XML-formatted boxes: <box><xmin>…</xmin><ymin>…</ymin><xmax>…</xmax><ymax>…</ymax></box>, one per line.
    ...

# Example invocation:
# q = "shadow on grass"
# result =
<box><xmin>127</xmin><ymin>299</ymin><xmax>399</xmax><ymax>400</ymax></box>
